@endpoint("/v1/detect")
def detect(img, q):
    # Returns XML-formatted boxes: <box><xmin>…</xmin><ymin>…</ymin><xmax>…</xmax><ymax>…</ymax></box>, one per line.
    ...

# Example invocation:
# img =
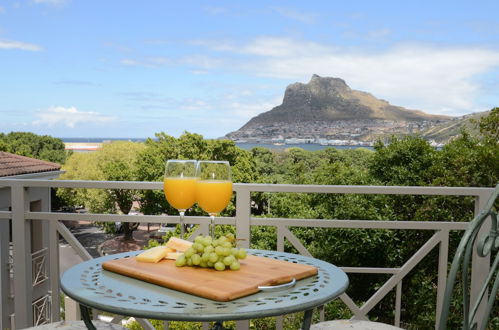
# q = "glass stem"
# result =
<box><xmin>179</xmin><ymin>211</ymin><xmax>185</xmax><ymax>239</ymax></box>
<box><xmin>209</xmin><ymin>214</ymin><xmax>215</xmax><ymax>238</ymax></box>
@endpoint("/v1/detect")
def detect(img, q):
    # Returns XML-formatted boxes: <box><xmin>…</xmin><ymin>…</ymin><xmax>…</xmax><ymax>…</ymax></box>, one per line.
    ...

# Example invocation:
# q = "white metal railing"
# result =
<box><xmin>0</xmin><ymin>179</ymin><xmax>494</xmax><ymax>330</ymax></box>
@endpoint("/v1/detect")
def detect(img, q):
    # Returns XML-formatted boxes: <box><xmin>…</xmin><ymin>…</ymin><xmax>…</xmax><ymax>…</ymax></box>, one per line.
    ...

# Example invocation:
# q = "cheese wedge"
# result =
<box><xmin>136</xmin><ymin>246</ymin><xmax>173</xmax><ymax>263</ymax></box>
<box><xmin>165</xmin><ymin>237</ymin><xmax>193</xmax><ymax>252</ymax></box>
<box><xmin>164</xmin><ymin>252</ymin><xmax>183</xmax><ymax>260</ymax></box>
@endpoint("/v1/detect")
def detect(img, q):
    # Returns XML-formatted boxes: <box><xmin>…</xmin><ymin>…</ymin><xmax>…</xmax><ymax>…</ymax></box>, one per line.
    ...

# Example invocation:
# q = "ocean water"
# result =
<box><xmin>61</xmin><ymin>138</ymin><xmax>372</xmax><ymax>152</ymax></box>
<box><xmin>235</xmin><ymin>143</ymin><xmax>372</xmax><ymax>151</ymax></box>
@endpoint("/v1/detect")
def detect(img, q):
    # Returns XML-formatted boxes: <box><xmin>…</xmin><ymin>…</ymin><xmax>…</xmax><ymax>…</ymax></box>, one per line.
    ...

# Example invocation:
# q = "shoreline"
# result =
<box><xmin>63</xmin><ymin>140</ymin><xmax>373</xmax><ymax>152</ymax></box>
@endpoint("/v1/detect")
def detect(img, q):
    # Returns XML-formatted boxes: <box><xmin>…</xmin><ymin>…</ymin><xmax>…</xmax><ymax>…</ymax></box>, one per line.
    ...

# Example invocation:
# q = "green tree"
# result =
<box><xmin>370</xmin><ymin>135</ymin><xmax>437</xmax><ymax>186</ymax></box>
<box><xmin>0</xmin><ymin>131</ymin><xmax>69</xmax><ymax>163</ymax></box>
<box><xmin>58</xmin><ymin>141</ymin><xmax>146</xmax><ymax>240</ymax></box>
<box><xmin>477</xmin><ymin>107</ymin><xmax>499</xmax><ymax>144</ymax></box>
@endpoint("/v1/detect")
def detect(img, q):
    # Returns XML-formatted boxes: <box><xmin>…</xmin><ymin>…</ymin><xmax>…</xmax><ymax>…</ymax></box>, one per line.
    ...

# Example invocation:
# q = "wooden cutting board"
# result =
<box><xmin>102</xmin><ymin>254</ymin><xmax>317</xmax><ymax>301</ymax></box>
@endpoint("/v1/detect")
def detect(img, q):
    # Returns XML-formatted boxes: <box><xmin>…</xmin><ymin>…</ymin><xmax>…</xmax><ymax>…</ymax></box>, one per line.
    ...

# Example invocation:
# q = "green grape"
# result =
<box><xmin>209</xmin><ymin>252</ymin><xmax>219</xmax><ymax>263</ymax></box>
<box><xmin>222</xmin><ymin>247</ymin><xmax>231</xmax><ymax>257</ymax></box>
<box><xmin>175</xmin><ymin>233</ymin><xmax>247</xmax><ymax>271</ymax></box>
<box><xmin>201</xmin><ymin>252</ymin><xmax>210</xmax><ymax>262</ymax></box>
<box><xmin>237</xmin><ymin>248</ymin><xmax>247</xmax><ymax>259</ymax></box>
<box><xmin>223</xmin><ymin>255</ymin><xmax>235</xmax><ymax>266</ymax></box>
<box><xmin>191</xmin><ymin>254</ymin><xmax>201</xmax><ymax>266</ymax></box>
<box><xmin>221</xmin><ymin>241</ymin><xmax>233</xmax><ymax>248</ymax></box>
<box><xmin>192</xmin><ymin>243</ymin><xmax>204</xmax><ymax>253</ymax></box>
<box><xmin>230</xmin><ymin>260</ymin><xmax>240</xmax><ymax>270</ymax></box>
<box><xmin>175</xmin><ymin>255</ymin><xmax>186</xmax><ymax>267</ymax></box>
<box><xmin>203</xmin><ymin>236</ymin><xmax>213</xmax><ymax>246</ymax></box>
<box><xmin>184</xmin><ymin>247</ymin><xmax>196</xmax><ymax>258</ymax></box>
<box><xmin>214</xmin><ymin>262</ymin><xmax>225</xmax><ymax>271</ymax></box>
<box><xmin>215</xmin><ymin>246</ymin><xmax>224</xmax><ymax>256</ymax></box>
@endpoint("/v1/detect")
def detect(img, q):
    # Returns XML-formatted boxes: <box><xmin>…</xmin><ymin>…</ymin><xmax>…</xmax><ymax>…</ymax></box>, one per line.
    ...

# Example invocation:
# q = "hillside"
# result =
<box><xmin>419</xmin><ymin>111</ymin><xmax>488</xmax><ymax>143</ymax></box>
<box><xmin>226</xmin><ymin>75</ymin><xmax>452</xmax><ymax>144</ymax></box>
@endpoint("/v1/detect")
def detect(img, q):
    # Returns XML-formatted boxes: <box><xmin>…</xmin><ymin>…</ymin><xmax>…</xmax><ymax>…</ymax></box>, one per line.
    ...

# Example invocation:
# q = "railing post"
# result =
<box><xmin>12</xmin><ymin>184</ymin><xmax>33</xmax><ymax>328</ymax></box>
<box><xmin>0</xmin><ymin>215</ymin><xmax>10</xmax><ymax>329</ymax></box>
<box><xmin>470</xmin><ymin>191</ymin><xmax>493</xmax><ymax>329</ymax></box>
<box><xmin>49</xmin><ymin>219</ymin><xmax>60</xmax><ymax>322</ymax></box>
<box><xmin>235</xmin><ymin>187</ymin><xmax>251</xmax><ymax>330</ymax></box>
<box><xmin>64</xmin><ymin>296</ymin><xmax>80</xmax><ymax>321</ymax></box>
<box><xmin>435</xmin><ymin>229</ymin><xmax>449</xmax><ymax>329</ymax></box>
<box><xmin>395</xmin><ymin>281</ymin><xmax>402</xmax><ymax>327</ymax></box>
<box><xmin>235</xmin><ymin>187</ymin><xmax>251</xmax><ymax>249</ymax></box>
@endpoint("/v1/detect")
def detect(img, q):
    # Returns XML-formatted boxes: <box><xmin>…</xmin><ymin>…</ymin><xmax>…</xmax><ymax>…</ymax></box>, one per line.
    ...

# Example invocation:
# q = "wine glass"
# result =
<box><xmin>195</xmin><ymin>160</ymin><xmax>233</xmax><ymax>238</ymax></box>
<box><xmin>163</xmin><ymin>160</ymin><xmax>198</xmax><ymax>238</ymax></box>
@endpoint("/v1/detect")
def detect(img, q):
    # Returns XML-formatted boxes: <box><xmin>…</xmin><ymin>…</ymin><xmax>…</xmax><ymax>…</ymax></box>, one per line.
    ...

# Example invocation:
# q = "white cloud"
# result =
<box><xmin>0</xmin><ymin>6</ymin><xmax>5</xmax><ymax>14</ymax></box>
<box><xmin>33</xmin><ymin>106</ymin><xmax>116</xmax><ymax>128</ymax></box>
<box><xmin>32</xmin><ymin>0</ymin><xmax>68</xmax><ymax>5</ymax></box>
<box><xmin>366</xmin><ymin>28</ymin><xmax>392</xmax><ymax>41</ymax></box>
<box><xmin>120</xmin><ymin>58</ymin><xmax>140</xmax><ymax>66</ymax></box>
<box><xmin>191</xmin><ymin>37</ymin><xmax>499</xmax><ymax>115</ymax></box>
<box><xmin>272</xmin><ymin>7</ymin><xmax>317</xmax><ymax>24</ymax></box>
<box><xmin>204</xmin><ymin>7</ymin><xmax>227</xmax><ymax>15</ymax></box>
<box><xmin>192</xmin><ymin>36</ymin><xmax>332</xmax><ymax>57</ymax></box>
<box><xmin>120</xmin><ymin>54</ymin><xmax>221</xmax><ymax>70</ymax></box>
<box><xmin>0</xmin><ymin>39</ymin><xmax>42</xmax><ymax>51</ymax></box>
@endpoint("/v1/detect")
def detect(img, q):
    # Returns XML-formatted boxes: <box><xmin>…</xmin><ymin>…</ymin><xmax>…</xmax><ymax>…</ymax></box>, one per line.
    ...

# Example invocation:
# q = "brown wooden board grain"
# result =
<box><xmin>102</xmin><ymin>254</ymin><xmax>318</xmax><ymax>301</ymax></box>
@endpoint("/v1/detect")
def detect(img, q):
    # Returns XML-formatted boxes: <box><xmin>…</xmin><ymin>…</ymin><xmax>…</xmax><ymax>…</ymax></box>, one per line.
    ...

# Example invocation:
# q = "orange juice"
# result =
<box><xmin>163</xmin><ymin>177</ymin><xmax>198</xmax><ymax>210</ymax></box>
<box><xmin>196</xmin><ymin>180</ymin><xmax>233</xmax><ymax>214</ymax></box>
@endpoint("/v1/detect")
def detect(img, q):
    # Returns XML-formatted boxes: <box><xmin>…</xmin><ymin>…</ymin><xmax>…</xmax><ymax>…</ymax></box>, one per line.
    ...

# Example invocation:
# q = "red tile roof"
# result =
<box><xmin>0</xmin><ymin>151</ymin><xmax>61</xmax><ymax>177</ymax></box>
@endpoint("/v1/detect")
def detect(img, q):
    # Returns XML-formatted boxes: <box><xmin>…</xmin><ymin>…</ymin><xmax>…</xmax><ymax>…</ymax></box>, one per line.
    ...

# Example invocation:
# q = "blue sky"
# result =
<box><xmin>1</xmin><ymin>0</ymin><xmax>499</xmax><ymax>139</ymax></box>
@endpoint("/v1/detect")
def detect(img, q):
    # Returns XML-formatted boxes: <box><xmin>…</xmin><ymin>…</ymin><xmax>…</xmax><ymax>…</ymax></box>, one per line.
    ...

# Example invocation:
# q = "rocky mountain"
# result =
<box><xmin>225</xmin><ymin>75</ymin><xmax>452</xmax><ymax>144</ymax></box>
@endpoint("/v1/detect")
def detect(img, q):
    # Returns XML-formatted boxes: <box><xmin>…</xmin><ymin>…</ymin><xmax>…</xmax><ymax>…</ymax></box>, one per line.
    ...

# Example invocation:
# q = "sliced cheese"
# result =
<box><xmin>165</xmin><ymin>237</ymin><xmax>193</xmax><ymax>252</ymax></box>
<box><xmin>136</xmin><ymin>246</ymin><xmax>173</xmax><ymax>263</ymax></box>
<box><xmin>164</xmin><ymin>252</ymin><xmax>183</xmax><ymax>260</ymax></box>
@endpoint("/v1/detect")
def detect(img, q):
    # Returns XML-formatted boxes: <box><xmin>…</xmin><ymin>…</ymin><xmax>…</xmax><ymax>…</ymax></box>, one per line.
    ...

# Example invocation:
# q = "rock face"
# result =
<box><xmin>225</xmin><ymin>75</ymin><xmax>452</xmax><ymax>143</ymax></box>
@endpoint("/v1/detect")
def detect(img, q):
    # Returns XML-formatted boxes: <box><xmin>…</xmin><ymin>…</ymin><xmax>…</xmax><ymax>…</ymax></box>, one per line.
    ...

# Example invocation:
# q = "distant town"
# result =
<box><xmin>227</xmin><ymin>119</ymin><xmax>447</xmax><ymax>147</ymax></box>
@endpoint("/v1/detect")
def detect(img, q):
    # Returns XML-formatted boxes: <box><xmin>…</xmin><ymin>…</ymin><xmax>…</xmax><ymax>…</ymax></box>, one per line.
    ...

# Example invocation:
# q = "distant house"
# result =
<box><xmin>0</xmin><ymin>152</ymin><xmax>63</xmax><ymax>328</ymax></box>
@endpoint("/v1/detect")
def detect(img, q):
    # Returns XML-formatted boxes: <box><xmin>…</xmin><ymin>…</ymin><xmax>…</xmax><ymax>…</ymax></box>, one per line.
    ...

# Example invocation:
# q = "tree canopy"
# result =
<box><xmin>58</xmin><ymin>141</ymin><xmax>146</xmax><ymax>239</ymax></box>
<box><xmin>0</xmin><ymin>131</ymin><xmax>69</xmax><ymax>164</ymax></box>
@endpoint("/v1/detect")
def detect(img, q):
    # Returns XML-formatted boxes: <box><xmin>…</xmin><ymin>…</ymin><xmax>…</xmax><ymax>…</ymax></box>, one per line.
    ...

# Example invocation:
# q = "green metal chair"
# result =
<box><xmin>438</xmin><ymin>184</ymin><xmax>498</xmax><ymax>330</ymax></box>
<box><xmin>312</xmin><ymin>184</ymin><xmax>499</xmax><ymax>330</ymax></box>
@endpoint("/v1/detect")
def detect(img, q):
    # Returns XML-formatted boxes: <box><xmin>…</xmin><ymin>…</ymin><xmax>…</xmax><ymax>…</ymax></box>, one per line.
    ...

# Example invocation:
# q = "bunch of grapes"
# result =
<box><xmin>175</xmin><ymin>233</ymin><xmax>247</xmax><ymax>271</ymax></box>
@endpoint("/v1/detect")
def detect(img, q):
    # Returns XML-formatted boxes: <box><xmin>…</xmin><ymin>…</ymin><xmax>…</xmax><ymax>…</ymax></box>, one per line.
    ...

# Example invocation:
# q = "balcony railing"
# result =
<box><xmin>0</xmin><ymin>179</ymin><xmax>494</xmax><ymax>330</ymax></box>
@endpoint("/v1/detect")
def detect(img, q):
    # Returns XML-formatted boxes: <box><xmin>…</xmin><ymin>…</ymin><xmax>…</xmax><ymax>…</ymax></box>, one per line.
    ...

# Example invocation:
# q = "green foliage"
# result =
<box><xmin>0</xmin><ymin>131</ymin><xmax>70</xmax><ymax>163</ymax></box>
<box><xmin>370</xmin><ymin>135</ymin><xmax>437</xmax><ymax>186</ymax></box>
<box><xmin>477</xmin><ymin>106</ymin><xmax>499</xmax><ymax>144</ymax></box>
<box><xmin>57</xmin><ymin>141</ymin><xmax>146</xmax><ymax>239</ymax></box>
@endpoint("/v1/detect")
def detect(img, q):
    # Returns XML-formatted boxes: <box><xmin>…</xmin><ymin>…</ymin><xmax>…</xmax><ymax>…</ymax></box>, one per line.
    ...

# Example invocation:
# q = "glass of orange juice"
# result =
<box><xmin>195</xmin><ymin>160</ymin><xmax>232</xmax><ymax>238</ymax></box>
<box><xmin>164</xmin><ymin>160</ymin><xmax>198</xmax><ymax>238</ymax></box>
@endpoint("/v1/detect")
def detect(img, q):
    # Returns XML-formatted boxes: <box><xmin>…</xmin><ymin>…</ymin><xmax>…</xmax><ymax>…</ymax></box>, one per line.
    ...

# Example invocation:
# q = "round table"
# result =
<box><xmin>61</xmin><ymin>249</ymin><xmax>349</xmax><ymax>330</ymax></box>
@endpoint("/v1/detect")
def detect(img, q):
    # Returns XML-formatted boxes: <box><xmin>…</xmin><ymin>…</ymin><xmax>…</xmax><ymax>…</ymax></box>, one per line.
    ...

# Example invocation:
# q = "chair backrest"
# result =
<box><xmin>438</xmin><ymin>184</ymin><xmax>499</xmax><ymax>330</ymax></box>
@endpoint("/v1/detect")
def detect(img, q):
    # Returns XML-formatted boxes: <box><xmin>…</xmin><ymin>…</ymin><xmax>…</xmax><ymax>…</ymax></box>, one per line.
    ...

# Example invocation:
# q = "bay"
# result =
<box><xmin>61</xmin><ymin>138</ymin><xmax>372</xmax><ymax>152</ymax></box>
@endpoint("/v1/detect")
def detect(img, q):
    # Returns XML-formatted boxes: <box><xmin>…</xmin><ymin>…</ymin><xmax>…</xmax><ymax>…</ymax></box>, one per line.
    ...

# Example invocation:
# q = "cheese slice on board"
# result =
<box><xmin>165</xmin><ymin>237</ymin><xmax>193</xmax><ymax>251</ymax></box>
<box><xmin>164</xmin><ymin>252</ymin><xmax>183</xmax><ymax>260</ymax></box>
<box><xmin>136</xmin><ymin>246</ymin><xmax>173</xmax><ymax>263</ymax></box>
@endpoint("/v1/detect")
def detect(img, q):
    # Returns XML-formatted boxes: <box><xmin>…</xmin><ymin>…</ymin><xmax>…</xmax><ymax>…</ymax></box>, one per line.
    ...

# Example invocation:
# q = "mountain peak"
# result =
<box><xmin>225</xmin><ymin>75</ymin><xmax>452</xmax><ymax>142</ymax></box>
<box><xmin>310</xmin><ymin>74</ymin><xmax>347</xmax><ymax>87</ymax></box>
